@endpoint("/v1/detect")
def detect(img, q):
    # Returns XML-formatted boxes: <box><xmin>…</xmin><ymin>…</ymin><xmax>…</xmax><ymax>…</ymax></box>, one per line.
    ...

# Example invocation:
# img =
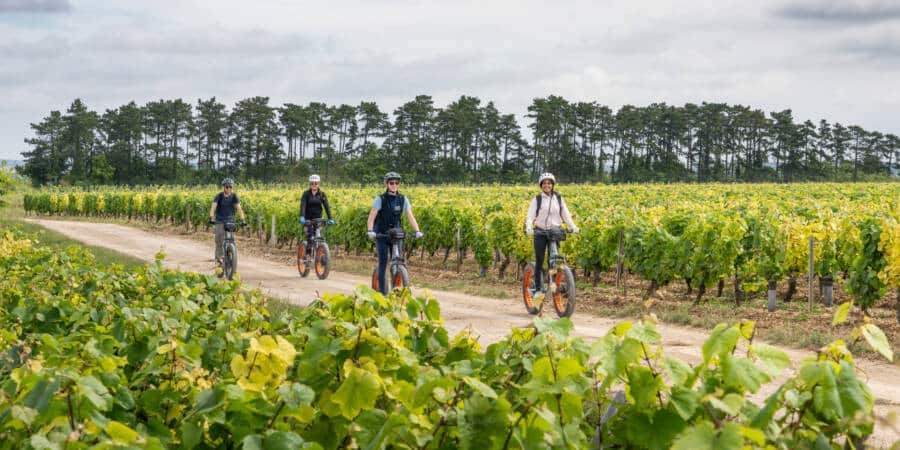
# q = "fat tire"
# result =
<box><xmin>297</xmin><ymin>242</ymin><xmax>311</xmax><ymax>278</ymax></box>
<box><xmin>224</xmin><ymin>243</ymin><xmax>237</xmax><ymax>281</ymax></box>
<box><xmin>522</xmin><ymin>262</ymin><xmax>539</xmax><ymax>315</ymax></box>
<box><xmin>392</xmin><ymin>265</ymin><xmax>410</xmax><ymax>290</ymax></box>
<box><xmin>552</xmin><ymin>265</ymin><xmax>576</xmax><ymax>318</ymax></box>
<box><xmin>315</xmin><ymin>243</ymin><xmax>331</xmax><ymax>280</ymax></box>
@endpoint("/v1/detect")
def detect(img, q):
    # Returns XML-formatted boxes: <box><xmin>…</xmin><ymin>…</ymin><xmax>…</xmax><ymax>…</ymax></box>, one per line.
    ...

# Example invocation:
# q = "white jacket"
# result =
<box><xmin>525</xmin><ymin>192</ymin><xmax>577</xmax><ymax>232</ymax></box>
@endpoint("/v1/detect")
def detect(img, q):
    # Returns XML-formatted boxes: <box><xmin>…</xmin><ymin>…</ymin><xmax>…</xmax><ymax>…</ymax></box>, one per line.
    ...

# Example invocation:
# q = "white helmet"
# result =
<box><xmin>538</xmin><ymin>172</ymin><xmax>556</xmax><ymax>185</ymax></box>
<box><xmin>308</xmin><ymin>174</ymin><xmax>321</xmax><ymax>183</ymax></box>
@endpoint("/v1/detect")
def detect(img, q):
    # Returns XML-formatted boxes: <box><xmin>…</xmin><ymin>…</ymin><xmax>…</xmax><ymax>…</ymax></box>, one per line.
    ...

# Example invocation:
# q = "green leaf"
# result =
<box><xmin>860</xmin><ymin>323</ymin><xmax>894</xmax><ymax>361</ymax></box>
<box><xmin>375</xmin><ymin>316</ymin><xmax>399</xmax><ymax>341</ymax></box>
<box><xmin>533</xmin><ymin>316</ymin><xmax>573</xmax><ymax>340</ymax></box>
<box><xmin>716</xmin><ymin>423</ymin><xmax>744</xmax><ymax>450</ymax></box>
<box><xmin>463</xmin><ymin>377</ymin><xmax>497</xmax><ymax>399</ymax></box>
<box><xmin>277</xmin><ymin>382</ymin><xmax>316</xmax><ymax>409</ymax></box>
<box><xmin>669</xmin><ymin>386</ymin><xmax>700</xmax><ymax>420</ymax></box>
<box><xmin>701</xmin><ymin>324</ymin><xmax>740</xmax><ymax>364</ymax></box>
<box><xmin>752</xmin><ymin>343</ymin><xmax>790</xmax><ymax>377</ymax></box>
<box><xmin>458</xmin><ymin>394</ymin><xmax>511</xmax><ymax>450</ymax></box>
<box><xmin>836</xmin><ymin>360</ymin><xmax>870</xmax><ymax>416</ymax></box>
<box><xmin>626</xmin><ymin>366</ymin><xmax>663</xmax><ymax>410</ymax></box>
<box><xmin>180</xmin><ymin>421</ymin><xmax>203</xmax><ymax>449</ymax></box>
<box><xmin>625</xmin><ymin>322</ymin><xmax>660</xmax><ymax>344</ymax></box>
<box><xmin>424</xmin><ymin>297</ymin><xmax>441</xmax><ymax>321</ymax></box>
<box><xmin>332</xmin><ymin>367</ymin><xmax>381</xmax><ymax>419</ymax></box>
<box><xmin>22</xmin><ymin>378</ymin><xmax>60</xmax><ymax>413</ymax></box>
<box><xmin>672</xmin><ymin>421</ymin><xmax>742</xmax><ymax>450</ymax></box>
<box><xmin>78</xmin><ymin>375</ymin><xmax>112</xmax><ymax>411</ymax></box>
<box><xmin>663</xmin><ymin>357</ymin><xmax>695</xmax><ymax>387</ymax></box>
<box><xmin>706</xmin><ymin>393</ymin><xmax>744</xmax><ymax>416</ymax></box>
<box><xmin>672</xmin><ymin>422</ymin><xmax>716</xmax><ymax>450</ymax></box>
<box><xmin>241</xmin><ymin>434</ymin><xmax>263</xmax><ymax>450</ymax></box>
<box><xmin>263</xmin><ymin>431</ymin><xmax>306</xmax><ymax>450</ymax></box>
<box><xmin>832</xmin><ymin>301</ymin><xmax>851</xmax><ymax>326</ymax></box>
<box><xmin>625</xmin><ymin>408</ymin><xmax>686</xmax><ymax>449</ymax></box>
<box><xmin>721</xmin><ymin>354</ymin><xmax>769</xmax><ymax>393</ymax></box>
<box><xmin>187</xmin><ymin>386</ymin><xmax>225</xmax><ymax>417</ymax></box>
<box><xmin>811</xmin><ymin>364</ymin><xmax>843</xmax><ymax>420</ymax></box>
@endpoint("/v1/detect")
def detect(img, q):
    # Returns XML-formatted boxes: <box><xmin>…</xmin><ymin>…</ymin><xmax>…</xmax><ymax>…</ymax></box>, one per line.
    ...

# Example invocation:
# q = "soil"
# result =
<box><xmin>28</xmin><ymin>219</ymin><xmax>900</xmax><ymax>447</ymax></box>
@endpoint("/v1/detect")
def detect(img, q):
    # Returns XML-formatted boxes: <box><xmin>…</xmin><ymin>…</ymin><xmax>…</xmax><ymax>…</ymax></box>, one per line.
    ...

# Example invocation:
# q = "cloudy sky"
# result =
<box><xmin>1</xmin><ymin>0</ymin><xmax>898</xmax><ymax>160</ymax></box>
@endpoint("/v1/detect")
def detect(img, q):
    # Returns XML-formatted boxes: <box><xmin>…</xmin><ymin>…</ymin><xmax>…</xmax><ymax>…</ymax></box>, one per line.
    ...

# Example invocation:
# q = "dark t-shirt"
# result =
<box><xmin>214</xmin><ymin>192</ymin><xmax>240</xmax><ymax>223</ymax></box>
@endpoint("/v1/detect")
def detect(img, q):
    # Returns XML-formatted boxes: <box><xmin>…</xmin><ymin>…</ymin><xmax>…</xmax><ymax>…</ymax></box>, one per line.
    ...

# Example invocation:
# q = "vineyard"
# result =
<box><xmin>0</xmin><ymin>228</ymin><xmax>896</xmax><ymax>448</ymax></box>
<box><xmin>23</xmin><ymin>183</ymin><xmax>900</xmax><ymax>312</ymax></box>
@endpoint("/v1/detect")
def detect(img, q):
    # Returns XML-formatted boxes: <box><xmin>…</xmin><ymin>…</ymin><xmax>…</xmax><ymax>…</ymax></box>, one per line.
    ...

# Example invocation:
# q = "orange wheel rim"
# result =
<box><xmin>523</xmin><ymin>268</ymin><xmax>534</xmax><ymax>308</ymax></box>
<box><xmin>315</xmin><ymin>247</ymin><xmax>325</xmax><ymax>272</ymax></box>
<box><xmin>554</xmin><ymin>271</ymin><xmax>565</xmax><ymax>310</ymax></box>
<box><xmin>372</xmin><ymin>272</ymin><xmax>378</xmax><ymax>290</ymax></box>
<box><xmin>393</xmin><ymin>274</ymin><xmax>402</xmax><ymax>287</ymax></box>
<box><xmin>297</xmin><ymin>246</ymin><xmax>306</xmax><ymax>271</ymax></box>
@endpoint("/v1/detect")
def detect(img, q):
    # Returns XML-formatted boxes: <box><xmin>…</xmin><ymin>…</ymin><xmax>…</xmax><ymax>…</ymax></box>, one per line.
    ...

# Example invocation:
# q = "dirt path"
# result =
<box><xmin>29</xmin><ymin>219</ymin><xmax>900</xmax><ymax>446</ymax></box>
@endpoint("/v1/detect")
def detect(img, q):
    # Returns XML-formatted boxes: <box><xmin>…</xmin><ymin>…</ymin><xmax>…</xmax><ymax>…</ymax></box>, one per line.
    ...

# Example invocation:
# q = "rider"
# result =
<box><xmin>209</xmin><ymin>178</ymin><xmax>247</xmax><ymax>264</ymax></box>
<box><xmin>366</xmin><ymin>171</ymin><xmax>423</xmax><ymax>295</ymax></box>
<box><xmin>524</xmin><ymin>172</ymin><xmax>579</xmax><ymax>299</ymax></box>
<box><xmin>299</xmin><ymin>174</ymin><xmax>335</xmax><ymax>257</ymax></box>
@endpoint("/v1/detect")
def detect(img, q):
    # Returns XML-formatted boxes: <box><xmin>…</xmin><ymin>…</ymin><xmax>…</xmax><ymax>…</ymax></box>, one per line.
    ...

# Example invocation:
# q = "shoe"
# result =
<box><xmin>533</xmin><ymin>290</ymin><xmax>546</xmax><ymax>303</ymax></box>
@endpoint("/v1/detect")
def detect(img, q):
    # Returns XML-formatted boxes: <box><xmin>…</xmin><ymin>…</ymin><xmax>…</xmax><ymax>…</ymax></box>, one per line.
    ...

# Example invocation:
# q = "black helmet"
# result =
<box><xmin>384</xmin><ymin>172</ymin><xmax>401</xmax><ymax>182</ymax></box>
<box><xmin>221</xmin><ymin>178</ymin><xmax>234</xmax><ymax>187</ymax></box>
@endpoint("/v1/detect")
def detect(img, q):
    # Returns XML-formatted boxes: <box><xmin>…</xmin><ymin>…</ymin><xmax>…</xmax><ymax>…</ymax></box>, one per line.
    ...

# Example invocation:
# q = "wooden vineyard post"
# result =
<box><xmin>808</xmin><ymin>236</ymin><xmax>814</xmax><ymax>312</ymax></box>
<box><xmin>456</xmin><ymin>226</ymin><xmax>462</xmax><ymax>273</ymax></box>
<box><xmin>257</xmin><ymin>216</ymin><xmax>263</xmax><ymax>243</ymax></box>
<box><xmin>270</xmin><ymin>213</ymin><xmax>277</xmax><ymax>247</ymax></box>
<box><xmin>185</xmin><ymin>203</ymin><xmax>191</xmax><ymax>232</ymax></box>
<box><xmin>616</xmin><ymin>229</ymin><xmax>624</xmax><ymax>288</ymax></box>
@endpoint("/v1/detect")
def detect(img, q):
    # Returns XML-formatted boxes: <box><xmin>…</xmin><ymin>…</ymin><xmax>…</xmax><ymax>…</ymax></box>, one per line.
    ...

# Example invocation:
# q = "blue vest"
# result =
<box><xmin>375</xmin><ymin>192</ymin><xmax>405</xmax><ymax>233</ymax></box>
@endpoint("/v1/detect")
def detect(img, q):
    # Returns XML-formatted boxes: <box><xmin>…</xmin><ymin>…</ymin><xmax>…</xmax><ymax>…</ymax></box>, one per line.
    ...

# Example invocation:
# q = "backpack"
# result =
<box><xmin>535</xmin><ymin>192</ymin><xmax>562</xmax><ymax>217</ymax></box>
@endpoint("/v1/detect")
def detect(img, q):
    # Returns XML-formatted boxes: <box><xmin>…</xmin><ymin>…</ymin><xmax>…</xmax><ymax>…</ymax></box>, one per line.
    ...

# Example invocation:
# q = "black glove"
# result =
<box><xmin>208</xmin><ymin>219</ymin><xmax>216</xmax><ymax>225</ymax></box>
<box><xmin>239</xmin><ymin>220</ymin><xmax>248</xmax><ymax>227</ymax></box>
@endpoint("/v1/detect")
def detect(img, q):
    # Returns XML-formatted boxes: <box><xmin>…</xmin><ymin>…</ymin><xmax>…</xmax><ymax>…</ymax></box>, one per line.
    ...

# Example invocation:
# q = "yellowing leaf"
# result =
<box><xmin>105</xmin><ymin>420</ymin><xmax>140</xmax><ymax>444</ymax></box>
<box><xmin>832</xmin><ymin>301</ymin><xmax>851</xmax><ymax>326</ymax></box>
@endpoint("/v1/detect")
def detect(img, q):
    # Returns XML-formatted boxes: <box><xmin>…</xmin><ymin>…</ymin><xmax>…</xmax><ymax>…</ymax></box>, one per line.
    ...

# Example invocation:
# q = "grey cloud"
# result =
<box><xmin>840</xmin><ymin>32</ymin><xmax>900</xmax><ymax>64</ymax></box>
<box><xmin>0</xmin><ymin>0</ymin><xmax>70</xmax><ymax>13</ymax></box>
<box><xmin>0</xmin><ymin>34</ymin><xmax>69</xmax><ymax>58</ymax></box>
<box><xmin>85</xmin><ymin>26</ymin><xmax>322</xmax><ymax>56</ymax></box>
<box><xmin>776</xmin><ymin>0</ymin><xmax>900</xmax><ymax>23</ymax></box>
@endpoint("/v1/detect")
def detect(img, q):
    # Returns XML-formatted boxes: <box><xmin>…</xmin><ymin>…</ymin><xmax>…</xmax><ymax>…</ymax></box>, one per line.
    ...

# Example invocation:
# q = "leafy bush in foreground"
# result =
<box><xmin>0</xmin><ymin>230</ymin><xmax>893</xmax><ymax>449</ymax></box>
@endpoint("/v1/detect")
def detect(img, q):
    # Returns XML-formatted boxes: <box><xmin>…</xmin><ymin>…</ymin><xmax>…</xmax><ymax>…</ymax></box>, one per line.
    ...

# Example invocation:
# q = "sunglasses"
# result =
<box><xmin>387</xmin><ymin>180</ymin><xmax>400</xmax><ymax>185</ymax></box>
<box><xmin>310</xmin><ymin>182</ymin><xmax>319</xmax><ymax>185</ymax></box>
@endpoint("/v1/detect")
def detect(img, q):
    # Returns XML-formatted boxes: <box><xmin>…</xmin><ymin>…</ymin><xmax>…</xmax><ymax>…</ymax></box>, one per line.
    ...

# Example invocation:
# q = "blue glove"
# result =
<box><xmin>328</xmin><ymin>219</ymin><xmax>335</xmax><ymax>226</ymax></box>
<box><xmin>300</xmin><ymin>217</ymin><xmax>306</xmax><ymax>225</ymax></box>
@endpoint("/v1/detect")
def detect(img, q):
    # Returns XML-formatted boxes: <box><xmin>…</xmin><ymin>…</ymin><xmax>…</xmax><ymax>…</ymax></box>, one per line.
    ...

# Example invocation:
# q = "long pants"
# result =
<box><xmin>533</xmin><ymin>233</ymin><xmax>551</xmax><ymax>291</ymax></box>
<box><xmin>376</xmin><ymin>237</ymin><xmax>395</xmax><ymax>296</ymax></box>
<box><xmin>304</xmin><ymin>221</ymin><xmax>317</xmax><ymax>253</ymax></box>
<box><xmin>214</xmin><ymin>223</ymin><xmax>226</xmax><ymax>260</ymax></box>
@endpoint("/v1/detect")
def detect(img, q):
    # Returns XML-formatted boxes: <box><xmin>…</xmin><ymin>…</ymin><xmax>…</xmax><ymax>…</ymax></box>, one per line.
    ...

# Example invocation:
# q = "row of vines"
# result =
<box><xmin>0</xmin><ymin>229</ymin><xmax>896</xmax><ymax>448</ymax></box>
<box><xmin>23</xmin><ymin>183</ymin><xmax>900</xmax><ymax>310</ymax></box>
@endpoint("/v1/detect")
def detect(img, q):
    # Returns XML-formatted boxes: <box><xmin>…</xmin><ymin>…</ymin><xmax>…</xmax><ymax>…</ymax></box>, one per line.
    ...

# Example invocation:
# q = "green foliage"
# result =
<box><xmin>847</xmin><ymin>218</ymin><xmax>887</xmax><ymax>310</ymax></box>
<box><xmin>0</xmin><ymin>163</ymin><xmax>20</xmax><ymax>205</ymax></box>
<box><xmin>0</xmin><ymin>230</ymin><xmax>893</xmax><ymax>448</ymax></box>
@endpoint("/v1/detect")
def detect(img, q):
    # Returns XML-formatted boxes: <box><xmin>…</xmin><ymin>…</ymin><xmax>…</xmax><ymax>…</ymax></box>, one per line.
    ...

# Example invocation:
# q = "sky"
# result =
<box><xmin>1</xmin><ymin>0</ymin><xmax>899</xmax><ymax>160</ymax></box>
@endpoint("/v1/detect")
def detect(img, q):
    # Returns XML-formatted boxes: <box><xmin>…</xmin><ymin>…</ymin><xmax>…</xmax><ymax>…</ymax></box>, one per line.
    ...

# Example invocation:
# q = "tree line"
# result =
<box><xmin>20</xmin><ymin>95</ymin><xmax>900</xmax><ymax>186</ymax></box>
